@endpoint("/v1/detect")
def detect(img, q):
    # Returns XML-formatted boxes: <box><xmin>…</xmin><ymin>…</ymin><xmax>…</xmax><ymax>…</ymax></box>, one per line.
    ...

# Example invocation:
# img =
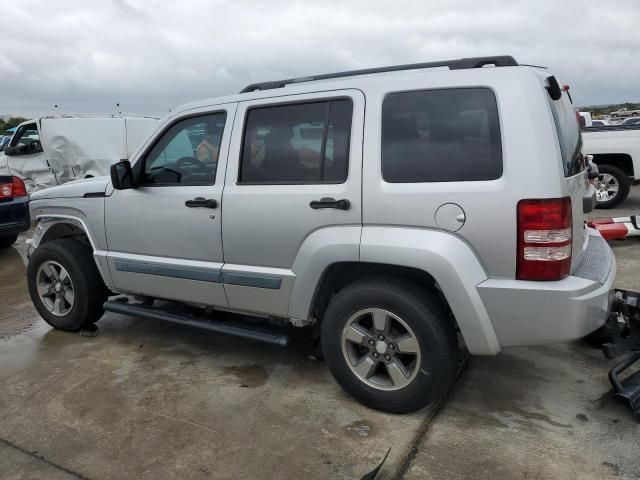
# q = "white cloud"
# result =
<box><xmin>1</xmin><ymin>0</ymin><xmax>638</xmax><ymax>116</ymax></box>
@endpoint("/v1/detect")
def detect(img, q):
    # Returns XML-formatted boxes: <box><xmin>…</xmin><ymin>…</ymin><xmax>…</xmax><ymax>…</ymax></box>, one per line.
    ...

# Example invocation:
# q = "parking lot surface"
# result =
<box><xmin>1</xmin><ymin>188</ymin><xmax>640</xmax><ymax>479</ymax></box>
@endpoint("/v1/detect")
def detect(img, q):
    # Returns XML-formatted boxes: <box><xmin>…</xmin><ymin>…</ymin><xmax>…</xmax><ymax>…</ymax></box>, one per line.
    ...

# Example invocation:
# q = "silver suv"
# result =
<box><xmin>26</xmin><ymin>56</ymin><xmax>615</xmax><ymax>413</ymax></box>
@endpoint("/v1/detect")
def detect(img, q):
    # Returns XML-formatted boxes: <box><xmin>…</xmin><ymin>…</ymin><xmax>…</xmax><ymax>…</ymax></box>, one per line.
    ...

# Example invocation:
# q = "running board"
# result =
<box><xmin>103</xmin><ymin>299</ymin><xmax>289</xmax><ymax>347</ymax></box>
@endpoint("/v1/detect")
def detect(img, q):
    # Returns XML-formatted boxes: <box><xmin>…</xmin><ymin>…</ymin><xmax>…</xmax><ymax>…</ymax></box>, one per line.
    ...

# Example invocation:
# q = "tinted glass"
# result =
<box><xmin>548</xmin><ymin>94</ymin><xmax>583</xmax><ymax>177</ymax></box>
<box><xmin>382</xmin><ymin>88</ymin><xmax>502</xmax><ymax>183</ymax></box>
<box><xmin>143</xmin><ymin>113</ymin><xmax>226</xmax><ymax>185</ymax></box>
<box><xmin>240</xmin><ymin>99</ymin><xmax>352</xmax><ymax>183</ymax></box>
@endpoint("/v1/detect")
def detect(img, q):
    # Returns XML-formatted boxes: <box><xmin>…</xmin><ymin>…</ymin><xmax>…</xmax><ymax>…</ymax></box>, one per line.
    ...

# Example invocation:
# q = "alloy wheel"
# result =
<box><xmin>596</xmin><ymin>173</ymin><xmax>619</xmax><ymax>202</ymax></box>
<box><xmin>341</xmin><ymin>308</ymin><xmax>421</xmax><ymax>391</ymax></box>
<box><xmin>36</xmin><ymin>260</ymin><xmax>75</xmax><ymax>316</ymax></box>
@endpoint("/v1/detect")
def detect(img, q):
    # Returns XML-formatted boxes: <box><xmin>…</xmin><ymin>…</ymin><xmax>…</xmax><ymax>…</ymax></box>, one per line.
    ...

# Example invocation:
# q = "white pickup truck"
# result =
<box><xmin>581</xmin><ymin>123</ymin><xmax>640</xmax><ymax>208</ymax></box>
<box><xmin>0</xmin><ymin>115</ymin><xmax>158</xmax><ymax>192</ymax></box>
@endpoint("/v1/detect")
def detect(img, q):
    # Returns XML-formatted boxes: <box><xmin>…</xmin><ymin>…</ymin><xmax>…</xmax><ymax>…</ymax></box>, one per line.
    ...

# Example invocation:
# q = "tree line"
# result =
<box><xmin>1</xmin><ymin>117</ymin><xmax>28</xmax><ymax>134</ymax></box>
<box><xmin>578</xmin><ymin>102</ymin><xmax>640</xmax><ymax>116</ymax></box>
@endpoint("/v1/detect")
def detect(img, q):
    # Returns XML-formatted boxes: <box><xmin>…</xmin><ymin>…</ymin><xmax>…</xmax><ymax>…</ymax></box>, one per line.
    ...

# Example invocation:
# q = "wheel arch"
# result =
<box><xmin>289</xmin><ymin>226</ymin><xmax>501</xmax><ymax>355</ymax></box>
<box><xmin>591</xmin><ymin>153</ymin><xmax>634</xmax><ymax>178</ymax></box>
<box><xmin>31</xmin><ymin>215</ymin><xmax>114</xmax><ymax>288</ymax></box>
<box><xmin>35</xmin><ymin>217</ymin><xmax>94</xmax><ymax>250</ymax></box>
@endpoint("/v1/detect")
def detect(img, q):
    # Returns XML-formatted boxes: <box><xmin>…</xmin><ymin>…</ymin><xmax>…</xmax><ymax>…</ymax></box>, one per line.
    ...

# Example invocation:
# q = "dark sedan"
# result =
<box><xmin>0</xmin><ymin>174</ymin><xmax>29</xmax><ymax>248</ymax></box>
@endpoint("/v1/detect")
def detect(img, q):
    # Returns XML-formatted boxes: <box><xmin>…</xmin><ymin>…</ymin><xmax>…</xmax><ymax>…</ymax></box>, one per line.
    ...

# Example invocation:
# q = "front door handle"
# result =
<box><xmin>310</xmin><ymin>197</ymin><xmax>350</xmax><ymax>210</ymax></box>
<box><xmin>185</xmin><ymin>197</ymin><xmax>218</xmax><ymax>209</ymax></box>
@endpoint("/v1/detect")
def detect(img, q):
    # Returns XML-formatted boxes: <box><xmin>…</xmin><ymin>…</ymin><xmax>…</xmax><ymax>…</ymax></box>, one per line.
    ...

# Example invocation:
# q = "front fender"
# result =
<box><xmin>28</xmin><ymin>200</ymin><xmax>113</xmax><ymax>288</ymax></box>
<box><xmin>360</xmin><ymin>227</ymin><xmax>500</xmax><ymax>355</ymax></box>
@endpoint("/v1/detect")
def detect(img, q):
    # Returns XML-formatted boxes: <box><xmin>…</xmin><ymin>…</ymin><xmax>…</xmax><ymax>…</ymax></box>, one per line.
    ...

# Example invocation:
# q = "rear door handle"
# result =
<box><xmin>185</xmin><ymin>197</ymin><xmax>217</xmax><ymax>209</ymax></box>
<box><xmin>309</xmin><ymin>197</ymin><xmax>350</xmax><ymax>210</ymax></box>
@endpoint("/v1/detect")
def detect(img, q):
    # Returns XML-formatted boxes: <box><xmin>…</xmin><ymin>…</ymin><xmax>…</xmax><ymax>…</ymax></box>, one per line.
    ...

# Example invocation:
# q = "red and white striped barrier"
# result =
<box><xmin>588</xmin><ymin>216</ymin><xmax>640</xmax><ymax>241</ymax></box>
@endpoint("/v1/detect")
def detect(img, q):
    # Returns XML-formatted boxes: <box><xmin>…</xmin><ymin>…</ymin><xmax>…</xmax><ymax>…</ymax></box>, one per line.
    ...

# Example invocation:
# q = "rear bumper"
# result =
<box><xmin>0</xmin><ymin>197</ymin><xmax>30</xmax><ymax>238</ymax></box>
<box><xmin>477</xmin><ymin>229</ymin><xmax>615</xmax><ymax>348</ymax></box>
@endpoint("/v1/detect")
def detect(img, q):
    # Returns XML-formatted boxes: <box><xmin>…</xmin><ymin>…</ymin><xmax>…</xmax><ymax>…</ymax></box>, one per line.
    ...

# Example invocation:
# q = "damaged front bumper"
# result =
<box><xmin>602</xmin><ymin>289</ymin><xmax>640</xmax><ymax>420</ymax></box>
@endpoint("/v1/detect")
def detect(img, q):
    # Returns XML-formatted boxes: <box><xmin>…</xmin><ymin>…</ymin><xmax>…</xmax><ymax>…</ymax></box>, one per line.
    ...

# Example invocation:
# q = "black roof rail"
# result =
<box><xmin>240</xmin><ymin>55</ymin><xmax>519</xmax><ymax>93</ymax></box>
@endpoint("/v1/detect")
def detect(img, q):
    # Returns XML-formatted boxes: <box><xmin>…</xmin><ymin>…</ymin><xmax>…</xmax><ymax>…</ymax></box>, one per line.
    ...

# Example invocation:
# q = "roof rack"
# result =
<box><xmin>240</xmin><ymin>55</ymin><xmax>519</xmax><ymax>93</ymax></box>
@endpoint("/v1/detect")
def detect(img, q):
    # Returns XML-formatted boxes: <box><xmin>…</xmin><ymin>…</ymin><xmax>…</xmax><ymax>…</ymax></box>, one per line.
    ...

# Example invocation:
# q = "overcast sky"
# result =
<box><xmin>1</xmin><ymin>0</ymin><xmax>638</xmax><ymax>117</ymax></box>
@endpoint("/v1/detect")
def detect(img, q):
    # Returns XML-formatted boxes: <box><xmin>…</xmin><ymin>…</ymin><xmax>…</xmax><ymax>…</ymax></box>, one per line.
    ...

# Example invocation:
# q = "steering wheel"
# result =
<box><xmin>176</xmin><ymin>156</ymin><xmax>210</xmax><ymax>175</ymax></box>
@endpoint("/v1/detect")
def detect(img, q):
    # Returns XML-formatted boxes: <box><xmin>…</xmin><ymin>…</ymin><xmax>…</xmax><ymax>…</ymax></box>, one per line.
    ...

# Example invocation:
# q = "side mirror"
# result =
<box><xmin>4</xmin><ymin>146</ymin><xmax>17</xmax><ymax>156</ymax></box>
<box><xmin>111</xmin><ymin>160</ymin><xmax>135</xmax><ymax>190</ymax></box>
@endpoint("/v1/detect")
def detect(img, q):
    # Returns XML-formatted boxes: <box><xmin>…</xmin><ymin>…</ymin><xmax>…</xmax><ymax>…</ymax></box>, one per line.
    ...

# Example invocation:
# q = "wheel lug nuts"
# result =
<box><xmin>368</xmin><ymin>339</ymin><xmax>375</xmax><ymax>346</ymax></box>
<box><xmin>388</xmin><ymin>344</ymin><xmax>394</xmax><ymax>350</ymax></box>
<box><xmin>384</xmin><ymin>354</ymin><xmax>391</xmax><ymax>361</ymax></box>
<box><xmin>378</xmin><ymin>334</ymin><xmax>384</xmax><ymax>340</ymax></box>
<box><xmin>372</xmin><ymin>352</ymin><xmax>379</xmax><ymax>358</ymax></box>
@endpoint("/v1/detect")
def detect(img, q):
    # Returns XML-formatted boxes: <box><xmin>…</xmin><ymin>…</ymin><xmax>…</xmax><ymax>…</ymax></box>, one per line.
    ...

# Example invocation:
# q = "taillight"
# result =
<box><xmin>12</xmin><ymin>177</ymin><xmax>27</xmax><ymax>197</ymax></box>
<box><xmin>0</xmin><ymin>176</ymin><xmax>27</xmax><ymax>199</ymax></box>
<box><xmin>517</xmin><ymin>197</ymin><xmax>572</xmax><ymax>281</ymax></box>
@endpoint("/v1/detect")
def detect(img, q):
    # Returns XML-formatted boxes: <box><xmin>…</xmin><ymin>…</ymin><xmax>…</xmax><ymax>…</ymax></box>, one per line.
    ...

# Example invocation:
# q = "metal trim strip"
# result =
<box><xmin>114</xmin><ymin>260</ymin><xmax>222</xmax><ymax>283</ymax></box>
<box><xmin>113</xmin><ymin>259</ymin><xmax>282</xmax><ymax>289</ymax></box>
<box><xmin>222</xmin><ymin>271</ymin><xmax>282</xmax><ymax>289</ymax></box>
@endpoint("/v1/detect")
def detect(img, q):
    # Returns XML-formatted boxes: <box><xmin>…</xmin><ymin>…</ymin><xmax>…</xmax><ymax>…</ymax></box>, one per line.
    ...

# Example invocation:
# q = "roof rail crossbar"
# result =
<box><xmin>240</xmin><ymin>55</ymin><xmax>518</xmax><ymax>93</ymax></box>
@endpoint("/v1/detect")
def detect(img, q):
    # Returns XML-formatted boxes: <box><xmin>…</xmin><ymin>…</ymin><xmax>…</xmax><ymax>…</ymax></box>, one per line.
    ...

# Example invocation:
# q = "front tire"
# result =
<box><xmin>27</xmin><ymin>239</ymin><xmax>108</xmax><ymax>331</ymax></box>
<box><xmin>595</xmin><ymin>164</ymin><xmax>630</xmax><ymax>209</ymax></box>
<box><xmin>321</xmin><ymin>278</ymin><xmax>458</xmax><ymax>413</ymax></box>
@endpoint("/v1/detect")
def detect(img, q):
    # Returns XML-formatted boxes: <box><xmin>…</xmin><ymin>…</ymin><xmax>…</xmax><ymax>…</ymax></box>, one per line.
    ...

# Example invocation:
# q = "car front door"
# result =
<box><xmin>221</xmin><ymin>90</ymin><xmax>364</xmax><ymax>317</ymax></box>
<box><xmin>6</xmin><ymin>121</ymin><xmax>54</xmax><ymax>190</ymax></box>
<box><xmin>104</xmin><ymin>104</ymin><xmax>235</xmax><ymax>307</ymax></box>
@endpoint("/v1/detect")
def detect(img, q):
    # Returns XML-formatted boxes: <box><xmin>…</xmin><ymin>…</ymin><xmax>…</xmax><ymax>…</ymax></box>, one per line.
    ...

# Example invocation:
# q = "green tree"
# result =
<box><xmin>0</xmin><ymin>117</ymin><xmax>29</xmax><ymax>134</ymax></box>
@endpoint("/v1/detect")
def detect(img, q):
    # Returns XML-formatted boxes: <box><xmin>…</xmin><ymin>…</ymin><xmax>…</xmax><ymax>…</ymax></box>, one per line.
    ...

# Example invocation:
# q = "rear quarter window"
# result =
<box><xmin>381</xmin><ymin>88</ymin><xmax>502</xmax><ymax>183</ymax></box>
<box><xmin>548</xmin><ymin>95</ymin><xmax>583</xmax><ymax>177</ymax></box>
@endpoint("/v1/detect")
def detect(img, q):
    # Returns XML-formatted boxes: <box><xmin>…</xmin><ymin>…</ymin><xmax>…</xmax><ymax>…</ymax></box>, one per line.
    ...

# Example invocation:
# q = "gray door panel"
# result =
<box><xmin>104</xmin><ymin>103</ymin><xmax>237</xmax><ymax>306</ymax></box>
<box><xmin>221</xmin><ymin>90</ymin><xmax>364</xmax><ymax>316</ymax></box>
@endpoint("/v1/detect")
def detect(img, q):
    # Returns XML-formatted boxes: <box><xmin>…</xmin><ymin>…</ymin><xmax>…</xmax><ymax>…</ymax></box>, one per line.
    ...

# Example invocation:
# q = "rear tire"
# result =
<box><xmin>0</xmin><ymin>235</ymin><xmax>18</xmax><ymax>249</ymax></box>
<box><xmin>595</xmin><ymin>164</ymin><xmax>630</xmax><ymax>209</ymax></box>
<box><xmin>321</xmin><ymin>278</ymin><xmax>458</xmax><ymax>413</ymax></box>
<box><xmin>27</xmin><ymin>238</ymin><xmax>108</xmax><ymax>331</ymax></box>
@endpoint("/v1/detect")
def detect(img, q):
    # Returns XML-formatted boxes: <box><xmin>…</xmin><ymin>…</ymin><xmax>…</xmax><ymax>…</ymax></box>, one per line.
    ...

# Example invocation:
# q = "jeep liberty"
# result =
<box><xmin>26</xmin><ymin>56</ymin><xmax>619</xmax><ymax>413</ymax></box>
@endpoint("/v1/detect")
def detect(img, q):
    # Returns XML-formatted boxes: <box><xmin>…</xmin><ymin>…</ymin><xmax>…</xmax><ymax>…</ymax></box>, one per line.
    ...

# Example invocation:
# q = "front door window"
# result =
<box><xmin>142</xmin><ymin>113</ymin><xmax>226</xmax><ymax>185</ymax></box>
<box><xmin>10</xmin><ymin>123</ymin><xmax>42</xmax><ymax>155</ymax></box>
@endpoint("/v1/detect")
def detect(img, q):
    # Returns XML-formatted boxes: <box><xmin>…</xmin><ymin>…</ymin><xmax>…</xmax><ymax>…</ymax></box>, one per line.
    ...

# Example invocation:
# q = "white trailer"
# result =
<box><xmin>0</xmin><ymin>116</ymin><xmax>158</xmax><ymax>191</ymax></box>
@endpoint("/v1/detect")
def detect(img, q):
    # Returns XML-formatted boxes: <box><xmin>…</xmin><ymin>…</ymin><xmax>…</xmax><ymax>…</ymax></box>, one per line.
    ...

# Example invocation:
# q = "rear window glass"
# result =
<box><xmin>239</xmin><ymin>99</ymin><xmax>352</xmax><ymax>184</ymax></box>
<box><xmin>548</xmin><ymin>95</ymin><xmax>583</xmax><ymax>177</ymax></box>
<box><xmin>382</xmin><ymin>88</ymin><xmax>502</xmax><ymax>183</ymax></box>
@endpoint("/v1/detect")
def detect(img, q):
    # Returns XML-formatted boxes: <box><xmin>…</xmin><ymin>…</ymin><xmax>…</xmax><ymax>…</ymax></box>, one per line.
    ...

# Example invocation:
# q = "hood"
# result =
<box><xmin>29</xmin><ymin>175</ymin><xmax>110</xmax><ymax>201</ymax></box>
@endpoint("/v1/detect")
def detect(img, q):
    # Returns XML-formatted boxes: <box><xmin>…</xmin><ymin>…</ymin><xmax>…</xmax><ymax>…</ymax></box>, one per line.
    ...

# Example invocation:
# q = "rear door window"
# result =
<box><xmin>381</xmin><ymin>88</ymin><xmax>502</xmax><ymax>183</ymax></box>
<box><xmin>239</xmin><ymin>99</ymin><xmax>352</xmax><ymax>184</ymax></box>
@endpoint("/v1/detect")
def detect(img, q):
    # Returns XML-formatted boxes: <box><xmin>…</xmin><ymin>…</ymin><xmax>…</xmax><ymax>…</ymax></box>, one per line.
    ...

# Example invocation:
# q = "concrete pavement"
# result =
<box><xmin>1</xmin><ymin>188</ymin><xmax>640</xmax><ymax>479</ymax></box>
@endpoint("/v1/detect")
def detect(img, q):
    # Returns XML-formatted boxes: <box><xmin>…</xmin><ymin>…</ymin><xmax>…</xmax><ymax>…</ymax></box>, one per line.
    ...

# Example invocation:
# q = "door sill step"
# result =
<box><xmin>103</xmin><ymin>299</ymin><xmax>289</xmax><ymax>347</ymax></box>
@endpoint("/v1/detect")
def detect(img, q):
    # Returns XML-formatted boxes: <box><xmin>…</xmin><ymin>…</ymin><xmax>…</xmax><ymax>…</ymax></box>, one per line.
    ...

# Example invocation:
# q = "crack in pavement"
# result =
<box><xmin>0</xmin><ymin>437</ymin><xmax>91</xmax><ymax>480</ymax></box>
<box><xmin>391</xmin><ymin>351</ymin><xmax>470</xmax><ymax>480</ymax></box>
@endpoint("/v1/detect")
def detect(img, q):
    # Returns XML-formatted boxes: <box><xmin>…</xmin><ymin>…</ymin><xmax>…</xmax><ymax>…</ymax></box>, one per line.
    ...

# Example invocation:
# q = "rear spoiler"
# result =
<box><xmin>546</xmin><ymin>76</ymin><xmax>563</xmax><ymax>101</ymax></box>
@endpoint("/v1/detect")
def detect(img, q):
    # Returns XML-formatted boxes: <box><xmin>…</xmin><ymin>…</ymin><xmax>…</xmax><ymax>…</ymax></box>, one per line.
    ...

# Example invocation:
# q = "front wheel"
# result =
<box><xmin>595</xmin><ymin>164</ymin><xmax>630</xmax><ymax>209</ymax></box>
<box><xmin>27</xmin><ymin>238</ymin><xmax>108</xmax><ymax>331</ymax></box>
<box><xmin>321</xmin><ymin>279</ymin><xmax>458</xmax><ymax>413</ymax></box>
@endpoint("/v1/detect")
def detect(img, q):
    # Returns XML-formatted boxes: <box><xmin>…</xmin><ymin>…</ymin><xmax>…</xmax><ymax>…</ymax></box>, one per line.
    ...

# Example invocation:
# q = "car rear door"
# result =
<box><xmin>220</xmin><ymin>90</ymin><xmax>364</xmax><ymax>317</ymax></box>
